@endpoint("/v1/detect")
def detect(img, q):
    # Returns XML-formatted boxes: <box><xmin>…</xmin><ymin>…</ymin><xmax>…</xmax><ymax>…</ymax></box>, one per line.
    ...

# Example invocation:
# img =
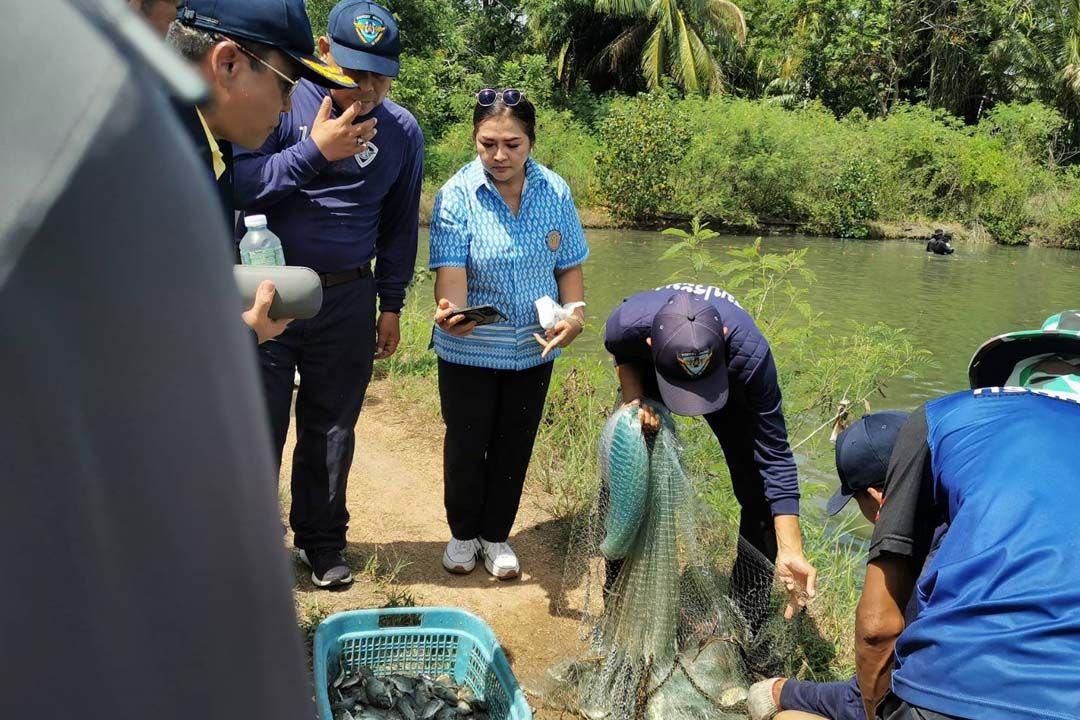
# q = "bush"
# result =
<box><xmin>391</xmin><ymin>53</ymin><xmax>481</xmax><ymax>147</ymax></box>
<box><xmin>1054</xmin><ymin>189</ymin><xmax>1080</xmax><ymax>249</ymax></box>
<box><xmin>595</xmin><ymin>93</ymin><xmax>691</xmax><ymax>223</ymax></box>
<box><xmin>977</xmin><ymin>101</ymin><xmax>1067</xmax><ymax>166</ymax></box>
<box><xmin>809</xmin><ymin>157</ymin><xmax>880</xmax><ymax>238</ymax></box>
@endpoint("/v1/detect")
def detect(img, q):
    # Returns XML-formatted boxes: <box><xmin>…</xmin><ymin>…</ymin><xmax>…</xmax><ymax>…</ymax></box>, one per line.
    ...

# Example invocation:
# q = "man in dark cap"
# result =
<box><xmin>746</xmin><ymin>411</ymin><xmax>943</xmax><ymax>720</ymax></box>
<box><xmin>604</xmin><ymin>283</ymin><xmax>817</xmax><ymax>627</ymax></box>
<box><xmin>168</xmin><ymin>0</ymin><xmax>373</xmax><ymax>226</ymax></box>
<box><xmin>167</xmin><ymin>0</ymin><xmax>374</xmax><ymax>342</ymax></box>
<box><xmin>849</xmin><ymin>313</ymin><xmax>1080</xmax><ymax>720</ymax></box>
<box><xmin>233</xmin><ymin>0</ymin><xmax>424</xmax><ymax>587</ymax></box>
<box><xmin>1</xmin><ymin>0</ymin><xmax>313</xmax><ymax>717</ymax></box>
<box><xmin>925</xmin><ymin>229</ymin><xmax>954</xmax><ymax>256</ymax></box>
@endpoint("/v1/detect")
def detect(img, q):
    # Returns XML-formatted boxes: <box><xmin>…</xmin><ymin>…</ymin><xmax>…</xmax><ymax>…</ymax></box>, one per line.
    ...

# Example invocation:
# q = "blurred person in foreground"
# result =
<box><xmin>1</xmin><ymin>0</ymin><xmax>314</xmax><ymax>717</ymax></box>
<box><xmin>128</xmin><ymin>0</ymin><xmax>181</xmax><ymax>37</ymax></box>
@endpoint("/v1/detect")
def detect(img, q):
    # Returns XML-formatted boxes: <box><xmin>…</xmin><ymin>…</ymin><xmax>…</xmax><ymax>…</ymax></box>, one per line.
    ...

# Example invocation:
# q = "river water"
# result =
<box><xmin>419</xmin><ymin>229</ymin><xmax>1080</xmax><ymax>510</ymax></box>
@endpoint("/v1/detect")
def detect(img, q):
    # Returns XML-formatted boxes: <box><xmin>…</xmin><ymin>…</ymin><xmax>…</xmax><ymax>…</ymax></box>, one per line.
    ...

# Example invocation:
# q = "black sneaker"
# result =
<box><xmin>297</xmin><ymin>548</ymin><xmax>353</xmax><ymax>588</ymax></box>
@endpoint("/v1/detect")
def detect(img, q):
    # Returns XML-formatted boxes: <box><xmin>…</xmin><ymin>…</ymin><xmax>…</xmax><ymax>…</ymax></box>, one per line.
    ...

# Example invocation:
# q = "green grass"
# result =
<box><xmin>372</xmin><ymin>248</ymin><xmax>924</xmax><ymax>679</ymax></box>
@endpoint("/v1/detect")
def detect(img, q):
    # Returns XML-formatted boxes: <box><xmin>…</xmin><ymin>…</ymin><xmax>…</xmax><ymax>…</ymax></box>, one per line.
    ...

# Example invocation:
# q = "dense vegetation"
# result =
<box><xmin>306</xmin><ymin>0</ymin><xmax>1080</xmax><ymax>245</ymax></box>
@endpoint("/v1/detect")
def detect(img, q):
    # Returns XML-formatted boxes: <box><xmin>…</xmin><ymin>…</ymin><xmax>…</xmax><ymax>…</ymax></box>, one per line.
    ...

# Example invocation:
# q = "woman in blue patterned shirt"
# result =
<box><xmin>429</xmin><ymin>91</ymin><xmax>589</xmax><ymax>580</ymax></box>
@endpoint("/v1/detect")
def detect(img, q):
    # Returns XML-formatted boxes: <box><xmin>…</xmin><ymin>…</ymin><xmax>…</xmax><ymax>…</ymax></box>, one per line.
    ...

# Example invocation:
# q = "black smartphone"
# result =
<box><xmin>448</xmin><ymin>304</ymin><xmax>507</xmax><ymax>326</ymax></box>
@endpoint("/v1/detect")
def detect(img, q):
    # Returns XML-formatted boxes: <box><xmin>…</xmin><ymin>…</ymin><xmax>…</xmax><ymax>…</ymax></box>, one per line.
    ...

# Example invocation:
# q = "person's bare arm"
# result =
<box><xmin>856</xmin><ymin>555</ymin><xmax>915</xmax><ymax>720</ymax></box>
<box><xmin>433</xmin><ymin>267</ymin><xmax>475</xmax><ymax>336</ymax></box>
<box><xmin>534</xmin><ymin>265</ymin><xmax>586</xmax><ymax>358</ymax></box>
<box><xmin>774</xmin><ymin>514</ymin><xmax>818</xmax><ymax>619</ymax></box>
<box><xmin>615</xmin><ymin>362</ymin><xmax>661</xmax><ymax>433</ymax></box>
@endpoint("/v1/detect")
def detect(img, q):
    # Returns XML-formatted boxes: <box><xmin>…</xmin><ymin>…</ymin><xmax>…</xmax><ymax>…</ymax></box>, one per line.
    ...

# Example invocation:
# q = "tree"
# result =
<box><xmin>595</xmin><ymin>0</ymin><xmax>748</xmax><ymax>94</ymax></box>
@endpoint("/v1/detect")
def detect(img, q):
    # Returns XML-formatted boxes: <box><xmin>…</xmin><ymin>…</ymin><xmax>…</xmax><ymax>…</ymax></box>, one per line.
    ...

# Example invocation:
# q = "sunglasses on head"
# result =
<box><xmin>475</xmin><ymin>88</ymin><xmax>525</xmax><ymax>107</ymax></box>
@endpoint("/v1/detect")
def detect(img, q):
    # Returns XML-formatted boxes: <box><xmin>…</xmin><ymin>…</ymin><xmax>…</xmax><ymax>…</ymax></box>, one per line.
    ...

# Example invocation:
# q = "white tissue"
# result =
<box><xmin>535</xmin><ymin>296</ymin><xmax>586</xmax><ymax>330</ymax></box>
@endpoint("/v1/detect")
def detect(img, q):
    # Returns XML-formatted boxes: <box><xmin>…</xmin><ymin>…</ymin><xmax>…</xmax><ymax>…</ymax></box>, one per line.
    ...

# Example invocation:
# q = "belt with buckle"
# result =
<box><xmin>318</xmin><ymin>264</ymin><xmax>372</xmax><ymax>288</ymax></box>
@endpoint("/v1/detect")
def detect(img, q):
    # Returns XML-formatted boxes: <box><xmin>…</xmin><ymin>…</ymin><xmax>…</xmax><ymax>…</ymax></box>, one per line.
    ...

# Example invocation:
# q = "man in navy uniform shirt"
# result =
<box><xmin>604</xmin><ymin>284</ymin><xmax>817</xmax><ymax>631</ymax></box>
<box><xmin>234</xmin><ymin>0</ymin><xmax>424</xmax><ymax>588</ymax></box>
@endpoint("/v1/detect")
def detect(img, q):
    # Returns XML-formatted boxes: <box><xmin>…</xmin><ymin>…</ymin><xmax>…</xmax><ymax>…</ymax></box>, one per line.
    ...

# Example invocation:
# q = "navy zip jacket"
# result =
<box><xmin>604</xmin><ymin>283</ymin><xmax>799</xmax><ymax>516</ymax></box>
<box><xmin>233</xmin><ymin>80</ymin><xmax>424</xmax><ymax>313</ymax></box>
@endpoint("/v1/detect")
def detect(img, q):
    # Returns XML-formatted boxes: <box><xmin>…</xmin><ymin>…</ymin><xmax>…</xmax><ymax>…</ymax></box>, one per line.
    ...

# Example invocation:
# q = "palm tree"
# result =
<box><xmin>595</xmin><ymin>0</ymin><xmax>747</xmax><ymax>94</ymax></box>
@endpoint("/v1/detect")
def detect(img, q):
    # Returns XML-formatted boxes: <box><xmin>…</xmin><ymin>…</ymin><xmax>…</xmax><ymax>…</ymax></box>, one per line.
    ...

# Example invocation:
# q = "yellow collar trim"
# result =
<box><xmin>195</xmin><ymin>108</ymin><xmax>226</xmax><ymax>180</ymax></box>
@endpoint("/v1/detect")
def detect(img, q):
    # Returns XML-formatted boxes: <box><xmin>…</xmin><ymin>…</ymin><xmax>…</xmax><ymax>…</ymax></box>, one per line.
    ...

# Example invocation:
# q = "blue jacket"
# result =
<box><xmin>233</xmin><ymin>81</ymin><xmax>424</xmax><ymax>313</ymax></box>
<box><xmin>873</xmin><ymin>387</ymin><xmax>1080</xmax><ymax>720</ymax></box>
<box><xmin>604</xmin><ymin>283</ymin><xmax>799</xmax><ymax>516</ymax></box>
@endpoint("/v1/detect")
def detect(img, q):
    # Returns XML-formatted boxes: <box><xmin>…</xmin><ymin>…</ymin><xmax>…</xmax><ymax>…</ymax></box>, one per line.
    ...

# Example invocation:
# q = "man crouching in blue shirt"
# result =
<box><xmin>234</xmin><ymin>1</ymin><xmax>424</xmax><ymax>588</ymax></box>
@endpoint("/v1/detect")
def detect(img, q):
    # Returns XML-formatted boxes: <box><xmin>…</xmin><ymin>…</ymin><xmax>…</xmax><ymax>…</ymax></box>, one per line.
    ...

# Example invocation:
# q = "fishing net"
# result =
<box><xmin>540</xmin><ymin>401</ymin><xmax>791</xmax><ymax>720</ymax></box>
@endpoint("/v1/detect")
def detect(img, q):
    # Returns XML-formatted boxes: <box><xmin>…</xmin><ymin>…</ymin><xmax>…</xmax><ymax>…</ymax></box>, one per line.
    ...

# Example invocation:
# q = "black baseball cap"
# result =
<box><xmin>177</xmin><ymin>0</ymin><xmax>357</xmax><ymax>88</ymax></box>
<box><xmin>826</xmin><ymin>411</ymin><xmax>909</xmax><ymax>515</ymax></box>
<box><xmin>327</xmin><ymin>1</ymin><xmax>401</xmax><ymax>77</ymax></box>
<box><xmin>651</xmin><ymin>293</ymin><xmax>728</xmax><ymax>416</ymax></box>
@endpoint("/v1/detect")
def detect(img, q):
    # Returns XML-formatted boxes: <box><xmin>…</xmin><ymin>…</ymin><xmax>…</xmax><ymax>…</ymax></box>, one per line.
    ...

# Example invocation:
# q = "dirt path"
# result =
<box><xmin>284</xmin><ymin>378</ymin><xmax>588</xmax><ymax>716</ymax></box>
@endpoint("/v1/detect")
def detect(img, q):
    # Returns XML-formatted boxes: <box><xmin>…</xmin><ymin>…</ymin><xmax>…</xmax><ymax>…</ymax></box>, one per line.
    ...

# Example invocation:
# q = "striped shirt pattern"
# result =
<box><xmin>429</xmin><ymin>157</ymin><xmax>589</xmax><ymax>370</ymax></box>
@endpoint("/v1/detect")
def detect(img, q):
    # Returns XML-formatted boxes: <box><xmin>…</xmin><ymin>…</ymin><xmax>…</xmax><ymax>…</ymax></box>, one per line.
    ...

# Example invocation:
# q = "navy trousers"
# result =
<box><xmin>258</xmin><ymin>277</ymin><xmax>376</xmax><ymax>552</ymax></box>
<box><xmin>703</xmin><ymin>388</ymin><xmax>779</xmax><ymax>635</ymax></box>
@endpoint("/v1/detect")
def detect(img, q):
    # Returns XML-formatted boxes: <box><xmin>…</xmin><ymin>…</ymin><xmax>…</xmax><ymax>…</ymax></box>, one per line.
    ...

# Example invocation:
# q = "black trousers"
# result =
<box><xmin>703</xmin><ymin>390</ymin><xmax>779</xmax><ymax>634</ymax></box>
<box><xmin>604</xmin><ymin>388</ymin><xmax>778</xmax><ymax>633</ymax></box>
<box><xmin>258</xmin><ymin>276</ymin><xmax>376</xmax><ymax>552</ymax></box>
<box><xmin>438</xmin><ymin>358</ymin><xmax>554</xmax><ymax>543</ymax></box>
<box><xmin>877</xmin><ymin>692</ymin><xmax>967</xmax><ymax>720</ymax></box>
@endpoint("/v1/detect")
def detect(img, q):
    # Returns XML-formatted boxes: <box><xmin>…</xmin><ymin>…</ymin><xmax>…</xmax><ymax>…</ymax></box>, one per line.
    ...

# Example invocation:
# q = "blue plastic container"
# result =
<box><xmin>313</xmin><ymin>607</ymin><xmax>532</xmax><ymax>720</ymax></box>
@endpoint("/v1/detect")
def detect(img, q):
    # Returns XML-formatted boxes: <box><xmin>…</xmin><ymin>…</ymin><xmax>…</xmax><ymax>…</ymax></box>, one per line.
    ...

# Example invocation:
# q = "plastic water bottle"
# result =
<box><xmin>239</xmin><ymin>214</ymin><xmax>285</xmax><ymax>266</ymax></box>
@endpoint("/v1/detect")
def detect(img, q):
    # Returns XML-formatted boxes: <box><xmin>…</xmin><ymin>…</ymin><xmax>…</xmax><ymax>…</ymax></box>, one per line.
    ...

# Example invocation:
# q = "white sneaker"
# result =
<box><xmin>747</xmin><ymin>677</ymin><xmax>782</xmax><ymax>720</ymax></box>
<box><xmin>442</xmin><ymin>537</ymin><xmax>479</xmax><ymax>574</ymax></box>
<box><xmin>479</xmin><ymin>538</ymin><xmax>520</xmax><ymax>579</ymax></box>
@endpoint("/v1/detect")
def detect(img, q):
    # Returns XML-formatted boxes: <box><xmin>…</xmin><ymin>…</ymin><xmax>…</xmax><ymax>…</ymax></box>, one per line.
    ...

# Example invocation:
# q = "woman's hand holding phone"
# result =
<box><xmin>435</xmin><ymin>298</ymin><xmax>477</xmax><ymax>337</ymax></box>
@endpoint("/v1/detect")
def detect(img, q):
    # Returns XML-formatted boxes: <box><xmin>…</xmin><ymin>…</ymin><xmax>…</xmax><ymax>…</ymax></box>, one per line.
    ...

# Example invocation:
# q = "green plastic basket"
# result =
<box><xmin>313</xmin><ymin>607</ymin><xmax>532</xmax><ymax>720</ymax></box>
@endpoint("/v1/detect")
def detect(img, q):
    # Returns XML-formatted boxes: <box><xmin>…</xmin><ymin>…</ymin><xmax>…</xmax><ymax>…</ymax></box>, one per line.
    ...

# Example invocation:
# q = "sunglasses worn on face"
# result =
<box><xmin>475</xmin><ymin>88</ymin><xmax>524</xmax><ymax>107</ymax></box>
<box><xmin>218</xmin><ymin>35</ymin><xmax>300</xmax><ymax>99</ymax></box>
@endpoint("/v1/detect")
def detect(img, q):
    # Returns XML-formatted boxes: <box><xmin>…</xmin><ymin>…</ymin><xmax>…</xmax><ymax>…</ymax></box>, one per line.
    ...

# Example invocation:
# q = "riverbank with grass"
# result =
<box><xmin>361</xmin><ymin>229</ymin><xmax>930</xmax><ymax>681</ymax></box>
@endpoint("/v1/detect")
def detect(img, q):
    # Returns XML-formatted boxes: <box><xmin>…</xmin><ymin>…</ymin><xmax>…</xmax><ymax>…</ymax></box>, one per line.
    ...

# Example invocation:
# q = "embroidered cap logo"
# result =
<box><xmin>676</xmin><ymin>349</ymin><xmax>713</xmax><ymax>378</ymax></box>
<box><xmin>354</xmin><ymin>14</ymin><xmax>386</xmax><ymax>45</ymax></box>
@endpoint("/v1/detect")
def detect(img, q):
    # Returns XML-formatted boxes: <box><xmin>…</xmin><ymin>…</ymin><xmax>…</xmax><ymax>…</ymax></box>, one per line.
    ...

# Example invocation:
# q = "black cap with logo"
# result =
<box><xmin>327</xmin><ymin>1</ymin><xmax>401</xmax><ymax>77</ymax></box>
<box><xmin>177</xmin><ymin>0</ymin><xmax>357</xmax><ymax>88</ymax></box>
<box><xmin>650</xmin><ymin>293</ymin><xmax>729</xmax><ymax>416</ymax></box>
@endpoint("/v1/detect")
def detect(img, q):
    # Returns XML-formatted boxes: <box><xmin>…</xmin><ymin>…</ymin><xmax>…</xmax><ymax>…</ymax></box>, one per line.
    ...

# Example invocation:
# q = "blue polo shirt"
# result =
<box><xmin>871</xmin><ymin>387</ymin><xmax>1080</xmax><ymax>719</ymax></box>
<box><xmin>429</xmin><ymin>157</ymin><xmax>589</xmax><ymax>370</ymax></box>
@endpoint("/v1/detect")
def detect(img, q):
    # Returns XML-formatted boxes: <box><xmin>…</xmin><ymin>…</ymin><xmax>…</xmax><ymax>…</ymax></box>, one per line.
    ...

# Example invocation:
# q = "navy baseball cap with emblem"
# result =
<box><xmin>327</xmin><ymin>0</ymin><xmax>401</xmax><ymax>77</ymax></box>
<box><xmin>827</xmin><ymin>411</ymin><xmax>908</xmax><ymax>515</ymax></box>
<box><xmin>177</xmin><ymin>0</ymin><xmax>356</xmax><ymax>88</ymax></box>
<box><xmin>651</xmin><ymin>293</ymin><xmax>729</xmax><ymax>416</ymax></box>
